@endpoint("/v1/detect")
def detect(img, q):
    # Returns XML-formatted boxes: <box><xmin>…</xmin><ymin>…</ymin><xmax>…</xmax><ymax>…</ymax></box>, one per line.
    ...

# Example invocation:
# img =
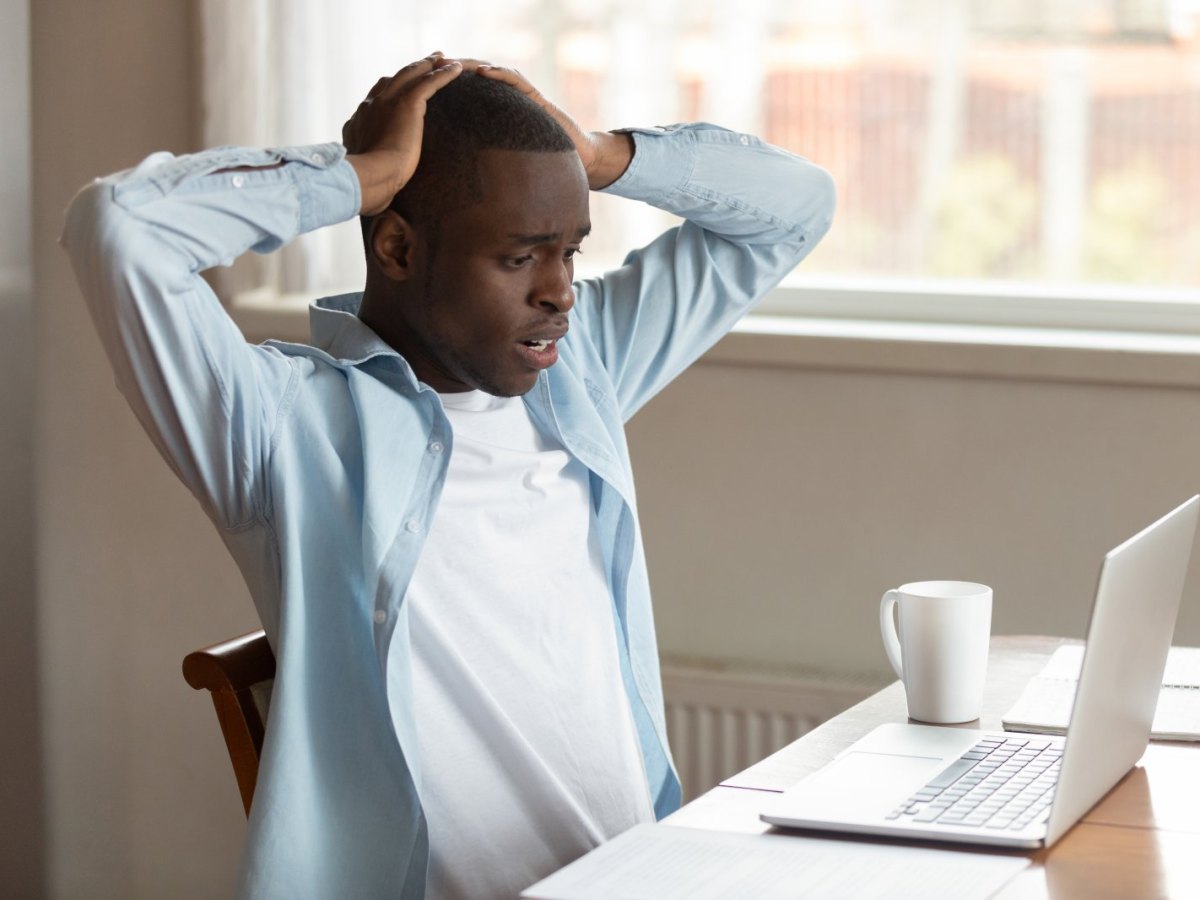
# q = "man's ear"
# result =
<box><xmin>369</xmin><ymin>210</ymin><xmax>422</xmax><ymax>281</ymax></box>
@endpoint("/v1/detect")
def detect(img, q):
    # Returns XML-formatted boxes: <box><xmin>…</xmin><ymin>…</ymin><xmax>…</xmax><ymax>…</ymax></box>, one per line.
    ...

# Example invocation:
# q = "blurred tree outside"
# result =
<box><xmin>219</xmin><ymin>1</ymin><xmax>1200</xmax><ymax>296</ymax></box>
<box><xmin>928</xmin><ymin>154</ymin><xmax>1037</xmax><ymax>278</ymax></box>
<box><xmin>1082</xmin><ymin>160</ymin><xmax>1171</xmax><ymax>284</ymax></box>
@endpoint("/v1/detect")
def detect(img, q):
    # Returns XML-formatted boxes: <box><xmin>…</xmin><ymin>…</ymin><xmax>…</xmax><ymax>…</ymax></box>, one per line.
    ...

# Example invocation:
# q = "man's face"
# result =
<box><xmin>400</xmin><ymin>148</ymin><xmax>591</xmax><ymax>397</ymax></box>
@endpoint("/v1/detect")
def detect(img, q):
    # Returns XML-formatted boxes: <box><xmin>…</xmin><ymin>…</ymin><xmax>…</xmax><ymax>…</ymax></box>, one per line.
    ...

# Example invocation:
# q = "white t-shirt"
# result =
<box><xmin>390</xmin><ymin>389</ymin><xmax>655</xmax><ymax>900</ymax></box>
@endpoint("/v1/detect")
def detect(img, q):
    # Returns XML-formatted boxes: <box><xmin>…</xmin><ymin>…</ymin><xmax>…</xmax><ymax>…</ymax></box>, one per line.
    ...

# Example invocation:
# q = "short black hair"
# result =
<box><xmin>360</xmin><ymin>72</ymin><xmax>575</xmax><ymax>255</ymax></box>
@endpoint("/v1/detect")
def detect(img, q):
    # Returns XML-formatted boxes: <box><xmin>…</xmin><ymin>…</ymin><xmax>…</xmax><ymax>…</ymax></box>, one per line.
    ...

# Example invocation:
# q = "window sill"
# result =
<box><xmin>229</xmin><ymin>287</ymin><xmax>1200</xmax><ymax>390</ymax></box>
<box><xmin>229</xmin><ymin>289</ymin><xmax>313</xmax><ymax>344</ymax></box>
<box><xmin>711</xmin><ymin>315</ymin><xmax>1200</xmax><ymax>389</ymax></box>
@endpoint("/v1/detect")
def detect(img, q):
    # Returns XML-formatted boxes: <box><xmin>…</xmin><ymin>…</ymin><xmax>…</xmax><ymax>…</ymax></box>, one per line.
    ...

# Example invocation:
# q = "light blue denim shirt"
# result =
<box><xmin>62</xmin><ymin>124</ymin><xmax>835</xmax><ymax>898</ymax></box>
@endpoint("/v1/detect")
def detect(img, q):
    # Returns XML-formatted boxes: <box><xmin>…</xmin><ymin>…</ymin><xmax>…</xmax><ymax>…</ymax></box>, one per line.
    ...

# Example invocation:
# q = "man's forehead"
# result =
<box><xmin>474</xmin><ymin>148</ymin><xmax>587</xmax><ymax>193</ymax></box>
<box><xmin>476</xmin><ymin>145</ymin><xmax>582</xmax><ymax>170</ymax></box>
<box><xmin>459</xmin><ymin>148</ymin><xmax>590</xmax><ymax>237</ymax></box>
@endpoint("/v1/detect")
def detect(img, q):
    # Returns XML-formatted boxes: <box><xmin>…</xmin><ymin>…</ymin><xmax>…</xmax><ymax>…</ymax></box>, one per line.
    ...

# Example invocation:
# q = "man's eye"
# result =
<box><xmin>564</xmin><ymin>248</ymin><xmax>582</xmax><ymax>261</ymax></box>
<box><xmin>507</xmin><ymin>255</ymin><xmax>534</xmax><ymax>268</ymax></box>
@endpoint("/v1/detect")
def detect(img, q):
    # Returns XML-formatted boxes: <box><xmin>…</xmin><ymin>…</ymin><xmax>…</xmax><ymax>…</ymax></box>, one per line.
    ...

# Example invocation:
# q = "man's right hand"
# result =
<box><xmin>469</xmin><ymin>62</ymin><xmax>634</xmax><ymax>190</ymax></box>
<box><xmin>343</xmin><ymin>52</ymin><xmax>463</xmax><ymax>216</ymax></box>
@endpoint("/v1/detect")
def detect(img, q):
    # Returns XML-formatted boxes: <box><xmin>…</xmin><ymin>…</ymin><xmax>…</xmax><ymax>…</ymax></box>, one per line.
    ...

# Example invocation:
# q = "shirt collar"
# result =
<box><xmin>308</xmin><ymin>292</ymin><xmax>398</xmax><ymax>364</ymax></box>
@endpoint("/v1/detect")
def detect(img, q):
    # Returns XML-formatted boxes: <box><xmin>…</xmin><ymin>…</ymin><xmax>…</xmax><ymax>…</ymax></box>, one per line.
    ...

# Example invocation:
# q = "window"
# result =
<box><xmin>203</xmin><ymin>0</ymin><xmax>1200</xmax><ymax>331</ymax></box>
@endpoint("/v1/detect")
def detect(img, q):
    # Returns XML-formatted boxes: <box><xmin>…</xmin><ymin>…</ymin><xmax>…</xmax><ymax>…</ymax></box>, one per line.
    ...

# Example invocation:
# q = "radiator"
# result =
<box><xmin>661</xmin><ymin>662</ymin><xmax>874</xmax><ymax>802</ymax></box>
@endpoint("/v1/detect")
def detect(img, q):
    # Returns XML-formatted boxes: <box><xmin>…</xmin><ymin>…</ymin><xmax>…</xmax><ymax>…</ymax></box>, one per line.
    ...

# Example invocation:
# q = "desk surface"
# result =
<box><xmin>664</xmin><ymin>635</ymin><xmax>1200</xmax><ymax>899</ymax></box>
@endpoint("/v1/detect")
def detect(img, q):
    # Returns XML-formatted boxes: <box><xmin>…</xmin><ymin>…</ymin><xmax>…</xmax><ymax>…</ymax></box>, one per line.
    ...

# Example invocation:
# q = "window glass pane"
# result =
<box><xmin>254</xmin><ymin>0</ymin><xmax>1200</xmax><ymax>295</ymax></box>
<box><xmin>755</xmin><ymin>0</ymin><xmax>1200</xmax><ymax>289</ymax></box>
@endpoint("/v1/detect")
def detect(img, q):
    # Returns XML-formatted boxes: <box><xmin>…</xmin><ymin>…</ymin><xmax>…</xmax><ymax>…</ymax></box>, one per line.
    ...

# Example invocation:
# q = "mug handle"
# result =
<box><xmin>879</xmin><ymin>589</ymin><xmax>904</xmax><ymax>680</ymax></box>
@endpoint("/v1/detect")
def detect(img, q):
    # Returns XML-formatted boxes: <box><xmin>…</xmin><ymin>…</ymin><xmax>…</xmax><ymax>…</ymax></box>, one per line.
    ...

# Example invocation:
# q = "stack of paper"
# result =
<box><xmin>521</xmin><ymin>823</ymin><xmax>1028</xmax><ymax>900</ymax></box>
<box><xmin>1002</xmin><ymin>644</ymin><xmax>1200</xmax><ymax>741</ymax></box>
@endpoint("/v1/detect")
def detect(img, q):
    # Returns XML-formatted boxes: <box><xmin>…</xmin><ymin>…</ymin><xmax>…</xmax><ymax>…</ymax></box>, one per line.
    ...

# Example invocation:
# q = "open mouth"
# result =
<box><xmin>516</xmin><ymin>337</ymin><xmax>560</xmax><ymax>371</ymax></box>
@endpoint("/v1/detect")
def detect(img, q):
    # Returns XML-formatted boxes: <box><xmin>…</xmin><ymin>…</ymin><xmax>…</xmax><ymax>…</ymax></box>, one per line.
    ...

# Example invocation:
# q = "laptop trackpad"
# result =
<box><xmin>785</xmin><ymin>751</ymin><xmax>944</xmax><ymax>818</ymax></box>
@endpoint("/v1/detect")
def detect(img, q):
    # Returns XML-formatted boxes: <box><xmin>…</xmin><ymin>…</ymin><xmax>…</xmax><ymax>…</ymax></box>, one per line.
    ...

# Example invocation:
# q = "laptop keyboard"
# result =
<box><xmin>886</xmin><ymin>736</ymin><xmax>1062</xmax><ymax>831</ymax></box>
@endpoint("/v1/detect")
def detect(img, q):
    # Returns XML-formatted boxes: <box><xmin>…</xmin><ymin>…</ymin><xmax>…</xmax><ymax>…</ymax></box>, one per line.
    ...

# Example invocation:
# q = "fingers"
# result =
<box><xmin>377</xmin><ymin>53</ymin><xmax>447</xmax><ymax>98</ymax></box>
<box><xmin>454</xmin><ymin>57</ymin><xmax>494</xmax><ymax>74</ymax></box>
<box><xmin>475</xmin><ymin>64</ymin><xmax>580</xmax><ymax>138</ymax></box>
<box><xmin>474</xmin><ymin>63</ymin><xmax>539</xmax><ymax>99</ymax></box>
<box><xmin>341</xmin><ymin>52</ymin><xmax>464</xmax><ymax>161</ymax></box>
<box><xmin>473</xmin><ymin>63</ymin><xmax>605</xmax><ymax>181</ymax></box>
<box><xmin>410</xmin><ymin>58</ymin><xmax>463</xmax><ymax>101</ymax></box>
<box><xmin>366</xmin><ymin>76</ymin><xmax>389</xmax><ymax>100</ymax></box>
<box><xmin>475</xmin><ymin>64</ymin><xmax>565</xmax><ymax>125</ymax></box>
<box><xmin>346</xmin><ymin>54</ymin><xmax>460</xmax><ymax>140</ymax></box>
<box><xmin>358</xmin><ymin>52</ymin><xmax>447</xmax><ymax>105</ymax></box>
<box><xmin>360</xmin><ymin>55</ymin><xmax>524</xmax><ymax>109</ymax></box>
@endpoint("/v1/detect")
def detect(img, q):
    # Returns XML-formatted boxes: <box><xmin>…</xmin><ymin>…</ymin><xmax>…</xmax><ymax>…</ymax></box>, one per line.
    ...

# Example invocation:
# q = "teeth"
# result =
<box><xmin>526</xmin><ymin>340</ymin><xmax>551</xmax><ymax>351</ymax></box>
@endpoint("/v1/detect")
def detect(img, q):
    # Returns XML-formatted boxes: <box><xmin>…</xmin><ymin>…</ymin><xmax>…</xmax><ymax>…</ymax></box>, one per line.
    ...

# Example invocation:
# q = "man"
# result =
<box><xmin>63</xmin><ymin>54</ymin><xmax>835</xmax><ymax>898</ymax></box>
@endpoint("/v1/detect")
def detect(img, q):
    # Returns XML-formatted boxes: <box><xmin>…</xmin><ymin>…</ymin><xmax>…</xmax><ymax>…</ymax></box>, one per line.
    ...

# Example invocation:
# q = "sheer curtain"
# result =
<box><xmin>197</xmin><ymin>0</ymin><xmax>622</xmax><ymax>301</ymax></box>
<box><xmin>199</xmin><ymin>1</ymin><xmax>1200</xmax><ymax>305</ymax></box>
<box><xmin>199</xmin><ymin>0</ymin><xmax>405</xmax><ymax>299</ymax></box>
<box><xmin>195</xmin><ymin>0</ymin><xmax>717</xmax><ymax>303</ymax></box>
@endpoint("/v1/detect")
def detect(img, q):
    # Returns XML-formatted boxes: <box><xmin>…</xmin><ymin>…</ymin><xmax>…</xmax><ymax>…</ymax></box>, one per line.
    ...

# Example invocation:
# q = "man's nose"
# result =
<box><xmin>534</xmin><ymin>260</ymin><xmax>575</xmax><ymax>313</ymax></box>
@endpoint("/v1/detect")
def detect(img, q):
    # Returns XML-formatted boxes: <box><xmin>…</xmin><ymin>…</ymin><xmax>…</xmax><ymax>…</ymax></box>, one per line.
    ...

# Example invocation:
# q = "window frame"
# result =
<box><xmin>230</xmin><ymin>274</ymin><xmax>1200</xmax><ymax>392</ymax></box>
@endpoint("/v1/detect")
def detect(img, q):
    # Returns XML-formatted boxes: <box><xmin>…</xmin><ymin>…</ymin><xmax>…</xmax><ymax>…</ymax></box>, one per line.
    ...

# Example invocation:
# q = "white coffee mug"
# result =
<box><xmin>879</xmin><ymin>580</ymin><xmax>993</xmax><ymax>724</ymax></box>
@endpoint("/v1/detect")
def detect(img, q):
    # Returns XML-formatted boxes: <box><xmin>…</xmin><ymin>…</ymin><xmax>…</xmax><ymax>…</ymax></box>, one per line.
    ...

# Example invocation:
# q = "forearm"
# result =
<box><xmin>573</xmin><ymin>124</ymin><xmax>836</xmax><ymax>418</ymax></box>
<box><xmin>585</xmin><ymin>131</ymin><xmax>635</xmax><ymax>190</ymax></box>
<box><xmin>60</xmin><ymin>143</ymin><xmax>358</xmax><ymax>524</ymax></box>
<box><xmin>603</xmin><ymin>123</ymin><xmax>836</xmax><ymax>251</ymax></box>
<box><xmin>62</xmin><ymin>142</ymin><xmax>358</xmax><ymax>394</ymax></box>
<box><xmin>348</xmin><ymin>150</ymin><xmax>409</xmax><ymax>215</ymax></box>
<box><xmin>80</xmin><ymin>144</ymin><xmax>359</xmax><ymax>269</ymax></box>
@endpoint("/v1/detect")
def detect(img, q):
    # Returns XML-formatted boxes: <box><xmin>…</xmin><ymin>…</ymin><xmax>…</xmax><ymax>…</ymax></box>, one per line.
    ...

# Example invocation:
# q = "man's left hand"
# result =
<box><xmin>460</xmin><ymin>60</ymin><xmax>634</xmax><ymax>190</ymax></box>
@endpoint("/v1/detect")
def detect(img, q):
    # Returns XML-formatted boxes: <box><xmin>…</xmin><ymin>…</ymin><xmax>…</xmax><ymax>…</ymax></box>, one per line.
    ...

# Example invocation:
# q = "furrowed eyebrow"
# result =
<box><xmin>506</xmin><ymin>225</ymin><xmax>592</xmax><ymax>244</ymax></box>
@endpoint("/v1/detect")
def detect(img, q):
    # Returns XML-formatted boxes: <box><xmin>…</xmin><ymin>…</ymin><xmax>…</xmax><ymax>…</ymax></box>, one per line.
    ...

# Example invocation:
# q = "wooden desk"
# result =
<box><xmin>665</xmin><ymin>636</ymin><xmax>1200</xmax><ymax>899</ymax></box>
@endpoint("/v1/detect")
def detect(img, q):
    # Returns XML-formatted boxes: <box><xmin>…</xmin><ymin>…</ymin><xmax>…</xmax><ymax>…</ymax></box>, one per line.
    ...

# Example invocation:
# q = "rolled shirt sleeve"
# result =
<box><xmin>60</xmin><ymin>144</ymin><xmax>361</xmax><ymax>528</ymax></box>
<box><xmin>575</xmin><ymin>123</ymin><xmax>836</xmax><ymax>419</ymax></box>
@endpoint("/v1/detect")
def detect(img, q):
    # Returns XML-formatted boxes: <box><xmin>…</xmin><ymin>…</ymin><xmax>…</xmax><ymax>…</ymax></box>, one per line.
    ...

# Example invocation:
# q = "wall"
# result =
<box><xmin>32</xmin><ymin>3</ymin><xmax>256</xmax><ymax>898</ymax></box>
<box><xmin>0</xmin><ymin>0</ymin><xmax>39</xmax><ymax>894</ymax></box>
<box><xmin>0</xmin><ymin>0</ymin><xmax>30</xmax><ymax>268</ymax></box>
<box><xmin>630</xmin><ymin>358</ymin><xmax>1200</xmax><ymax>679</ymax></box>
<box><xmin>27</xmin><ymin>7</ymin><xmax>1200</xmax><ymax>900</ymax></box>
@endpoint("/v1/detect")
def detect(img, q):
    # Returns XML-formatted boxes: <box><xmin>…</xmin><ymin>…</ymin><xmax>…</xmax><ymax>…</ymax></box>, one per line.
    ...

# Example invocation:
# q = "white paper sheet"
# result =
<box><xmin>1003</xmin><ymin>644</ymin><xmax>1200</xmax><ymax>740</ymax></box>
<box><xmin>521</xmin><ymin>823</ymin><xmax>1028</xmax><ymax>900</ymax></box>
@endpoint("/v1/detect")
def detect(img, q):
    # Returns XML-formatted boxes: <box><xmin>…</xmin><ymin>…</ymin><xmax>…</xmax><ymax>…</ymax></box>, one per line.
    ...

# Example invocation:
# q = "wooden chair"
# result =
<box><xmin>182</xmin><ymin>630</ymin><xmax>276</xmax><ymax>817</ymax></box>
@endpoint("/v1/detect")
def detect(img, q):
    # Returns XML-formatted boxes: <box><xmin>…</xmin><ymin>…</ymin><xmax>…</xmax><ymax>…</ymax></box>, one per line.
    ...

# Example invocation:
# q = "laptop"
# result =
<box><xmin>761</xmin><ymin>495</ymin><xmax>1199</xmax><ymax>849</ymax></box>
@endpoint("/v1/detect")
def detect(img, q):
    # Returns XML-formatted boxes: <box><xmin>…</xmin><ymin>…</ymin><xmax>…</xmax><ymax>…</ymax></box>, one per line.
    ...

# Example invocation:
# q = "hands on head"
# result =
<box><xmin>342</xmin><ymin>52</ymin><xmax>463</xmax><ymax>215</ymax></box>
<box><xmin>458</xmin><ymin>59</ymin><xmax>633</xmax><ymax>188</ymax></box>
<box><xmin>344</xmin><ymin>52</ymin><xmax>633</xmax><ymax>214</ymax></box>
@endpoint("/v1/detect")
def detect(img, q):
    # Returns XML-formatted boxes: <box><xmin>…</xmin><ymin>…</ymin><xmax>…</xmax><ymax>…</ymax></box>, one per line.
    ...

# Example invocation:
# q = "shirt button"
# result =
<box><xmin>231</xmin><ymin>174</ymin><xmax>245</xmax><ymax>188</ymax></box>
<box><xmin>739</xmin><ymin>135</ymin><xmax>750</xmax><ymax>145</ymax></box>
<box><xmin>311</xmin><ymin>152</ymin><xmax>325</xmax><ymax>164</ymax></box>
<box><xmin>373</xmin><ymin>609</ymin><xmax>386</xmax><ymax>625</ymax></box>
<box><xmin>429</xmin><ymin>441</ymin><xmax>444</xmax><ymax>454</ymax></box>
<box><xmin>405</xmin><ymin>520</ymin><xmax>421</xmax><ymax>534</ymax></box>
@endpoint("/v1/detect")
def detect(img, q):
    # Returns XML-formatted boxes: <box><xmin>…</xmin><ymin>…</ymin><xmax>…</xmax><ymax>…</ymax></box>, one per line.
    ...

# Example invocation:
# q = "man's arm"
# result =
<box><xmin>60</xmin><ymin>55</ymin><xmax>460</xmax><ymax>528</ymax></box>
<box><xmin>343</xmin><ymin>53</ymin><xmax>464</xmax><ymax>212</ymax></box>
<box><xmin>469</xmin><ymin>61</ymin><xmax>634</xmax><ymax>190</ymax></box>
<box><xmin>467</xmin><ymin>63</ymin><xmax>836</xmax><ymax>420</ymax></box>
<box><xmin>582</xmin><ymin>123</ymin><xmax>836</xmax><ymax>419</ymax></box>
<box><xmin>61</xmin><ymin>145</ymin><xmax>358</xmax><ymax>528</ymax></box>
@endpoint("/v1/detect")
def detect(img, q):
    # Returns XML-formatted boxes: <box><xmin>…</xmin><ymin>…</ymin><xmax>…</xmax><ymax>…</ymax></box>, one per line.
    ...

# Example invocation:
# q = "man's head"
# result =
<box><xmin>360</xmin><ymin>73</ymin><xmax>575</xmax><ymax>256</ymax></box>
<box><xmin>358</xmin><ymin>73</ymin><xmax>591</xmax><ymax>398</ymax></box>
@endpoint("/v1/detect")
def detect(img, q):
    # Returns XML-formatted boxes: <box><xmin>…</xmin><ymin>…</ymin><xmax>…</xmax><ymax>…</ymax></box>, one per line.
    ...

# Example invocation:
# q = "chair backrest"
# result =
<box><xmin>182</xmin><ymin>630</ymin><xmax>276</xmax><ymax>817</ymax></box>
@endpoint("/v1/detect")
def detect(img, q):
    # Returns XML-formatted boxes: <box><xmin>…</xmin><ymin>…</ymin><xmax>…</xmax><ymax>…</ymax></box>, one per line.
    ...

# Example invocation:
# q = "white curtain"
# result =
<box><xmin>200</xmin><ymin>0</ymin><xmax>510</xmax><ymax>299</ymax></box>
<box><xmin>195</xmin><ymin>0</ymin><xmax>753</xmax><ymax>300</ymax></box>
<box><xmin>200</xmin><ymin>0</ymin><xmax>396</xmax><ymax>298</ymax></box>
